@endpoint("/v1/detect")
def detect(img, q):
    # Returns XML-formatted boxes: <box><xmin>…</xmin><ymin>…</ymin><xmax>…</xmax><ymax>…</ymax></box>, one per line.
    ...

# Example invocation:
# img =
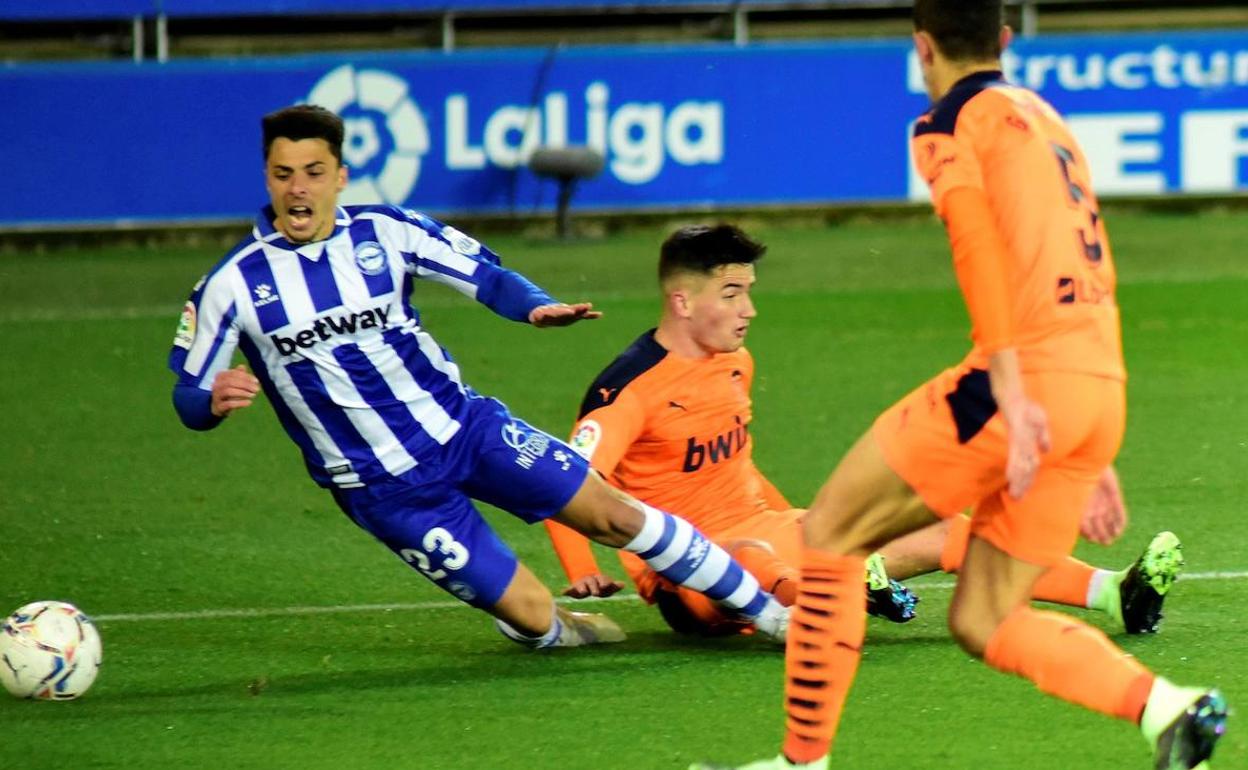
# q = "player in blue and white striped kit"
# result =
<box><xmin>168</xmin><ymin>104</ymin><xmax>788</xmax><ymax>649</ymax></box>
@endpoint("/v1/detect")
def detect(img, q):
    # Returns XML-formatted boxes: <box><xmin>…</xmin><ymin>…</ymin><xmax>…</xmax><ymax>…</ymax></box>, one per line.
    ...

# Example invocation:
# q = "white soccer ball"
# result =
<box><xmin>0</xmin><ymin>601</ymin><xmax>102</xmax><ymax>700</ymax></box>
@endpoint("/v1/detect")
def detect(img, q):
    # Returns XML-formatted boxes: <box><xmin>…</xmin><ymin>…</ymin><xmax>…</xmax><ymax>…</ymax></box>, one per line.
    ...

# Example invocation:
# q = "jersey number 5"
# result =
<box><xmin>1051</xmin><ymin>141</ymin><xmax>1103</xmax><ymax>265</ymax></box>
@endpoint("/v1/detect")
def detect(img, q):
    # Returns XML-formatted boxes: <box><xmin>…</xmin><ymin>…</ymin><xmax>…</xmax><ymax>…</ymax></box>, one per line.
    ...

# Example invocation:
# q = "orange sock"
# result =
<box><xmin>1031</xmin><ymin>556</ymin><xmax>1096</xmax><ymax>608</ymax></box>
<box><xmin>781</xmin><ymin>551</ymin><xmax>867</xmax><ymax>765</ymax></box>
<box><xmin>984</xmin><ymin>607</ymin><xmax>1154</xmax><ymax>722</ymax></box>
<box><xmin>940</xmin><ymin>515</ymin><xmax>972</xmax><ymax>573</ymax></box>
<box><xmin>732</xmin><ymin>543</ymin><xmax>798</xmax><ymax>606</ymax></box>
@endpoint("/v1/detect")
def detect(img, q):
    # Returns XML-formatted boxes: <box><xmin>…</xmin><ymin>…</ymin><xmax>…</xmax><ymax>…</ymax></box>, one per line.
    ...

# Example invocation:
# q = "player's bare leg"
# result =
<box><xmin>490</xmin><ymin>562</ymin><xmax>557</xmax><ymax>635</ymax></box>
<box><xmin>489</xmin><ymin>561</ymin><xmax>626</xmax><ymax>649</ymax></box>
<box><xmin>802</xmin><ymin>433</ymin><xmax>940</xmax><ymax>557</ymax></box>
<box><xmin>887</xmin><ymin>514</ymin><xmax>1187</xmax><ymax>633</ymax></box>
<box><xmin>552</xmin><ymin>472</ymin><xmax>643</xmax><ymax>547</ymax></box>
<box><xmin>875</xmin><ymin>518</ymin><xmax>949</xmax><ymax>580</ymax></box>
<box><xmin>946</xmin><ymin>535</ymin><xmax>1045</xmax><ymax>656</ymax></box>
<box><xmin>554</xmin><ymin>472</ymin><xmax>789</xmax><ymax>641</ymax></box>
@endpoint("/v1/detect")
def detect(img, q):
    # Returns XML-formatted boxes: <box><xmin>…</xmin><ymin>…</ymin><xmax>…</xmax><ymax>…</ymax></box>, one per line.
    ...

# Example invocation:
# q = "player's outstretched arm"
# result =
<box><xmin>211</xmin><ymin>364</ymin><xmax>260</xmax><ymax>417</ymax></box>
<box><xmin>941</xmin><ymin>187</ymin><xmax>1050</xmax><ymax>499</ymax></box>
<box><xmin>544</xmin><ymin>518</ymin><xmax>624</xmax><ymax>597</ymax></box>
<box><xmin>528</xmin><ymin>302</ymin><xmax>603</xmax><ymax>327</ymax></box>
<box><xmin>564</xmin><ymin>573</ymin><xmax>626</xmax><ymax>599</ymax></box>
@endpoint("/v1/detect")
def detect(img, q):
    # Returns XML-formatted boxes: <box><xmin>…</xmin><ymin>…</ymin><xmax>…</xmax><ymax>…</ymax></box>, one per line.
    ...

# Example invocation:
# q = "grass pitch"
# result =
<box><xmin>1</xmin><ymin>208</ymin><xmax>1246</xmax><ymax>769</ymax></box>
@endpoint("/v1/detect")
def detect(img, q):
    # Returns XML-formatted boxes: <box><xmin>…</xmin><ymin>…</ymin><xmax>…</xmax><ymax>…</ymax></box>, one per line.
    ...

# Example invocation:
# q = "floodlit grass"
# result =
<box><xmin>1</xmin><ymin>209</ymin><xmax>1245</xmax><ymax>768</ymax></box>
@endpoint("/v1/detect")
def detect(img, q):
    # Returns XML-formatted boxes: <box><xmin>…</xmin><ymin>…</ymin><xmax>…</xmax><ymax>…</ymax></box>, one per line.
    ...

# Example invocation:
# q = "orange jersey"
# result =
<box><xmin>546</xmin><ymin>330</ymin><xmax>790</xmax><ymax>587</ymax></box>
<box><xmin>573</xmin><ymin>330</ymin><xmax>784</xmax><ymax>531</ymax></box>
<box><xmin>911</xmin><ymin>71</ymin><xmax>1125</xmax><ymax>380</ymax></box>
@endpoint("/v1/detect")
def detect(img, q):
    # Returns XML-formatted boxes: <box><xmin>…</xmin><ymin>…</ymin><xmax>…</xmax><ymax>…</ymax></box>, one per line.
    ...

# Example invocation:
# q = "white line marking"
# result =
<box><xmin>91</xmin><ymin>570</ymin><xmax>1247</xmax><ymax>623</ymax></box>
<box><xmin>908</xmin><ymin>569</ymin><xmax>1248</xmax><ymax>591</ymax></box>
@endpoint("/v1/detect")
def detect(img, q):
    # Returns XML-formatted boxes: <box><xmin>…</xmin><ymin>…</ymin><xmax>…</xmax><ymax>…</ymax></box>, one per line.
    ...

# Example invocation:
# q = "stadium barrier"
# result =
<box><xmin>2</xmin><ymin>1</ymin><xmax>1099</xmax><ymax>59</ymax></box>
<box><xmin>2</xmin><ymin>30</ymin><xmax>1246</xmax><ymax>229</ymax></box>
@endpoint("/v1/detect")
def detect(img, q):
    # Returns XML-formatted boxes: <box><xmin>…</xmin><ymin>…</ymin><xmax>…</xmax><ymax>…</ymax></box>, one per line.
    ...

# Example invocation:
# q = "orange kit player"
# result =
<box><xmin>545</xmin><ymin>224</ymin><xmax>919</xmax><ymax>633</ymax></box>
<box><xmin>547</xmin><ymin>224</ymin><xmax>1184</xmax><ymax>640</ymax></box>
<box><xmin>691</xmin><ymin>3</ymin><xmax>1228</xmax><ymax>770</ymax></box>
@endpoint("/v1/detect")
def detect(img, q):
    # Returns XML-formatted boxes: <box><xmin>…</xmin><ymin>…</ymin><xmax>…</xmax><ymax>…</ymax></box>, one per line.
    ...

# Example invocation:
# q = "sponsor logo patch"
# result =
<box><xmin>253</xmin><ymin>283</ymin><xmax>281</xmax><ymax>308</ymax></box>
<box><xmin>569</xmin><ymin>420</ymin><xmax>602</xmax><ymax>460</ymax></box>
<box><xmin>173</xmin><ymin>301</ymin><xmax>196</xmax><ymax>350</ymax></box>
<box><xmin>269</xmin><ymin>304</ymin><xmax>391</xmax><ymax>356</ymax></box>
<box><xmin>501</xmin><ymin>420</ymin><xmax>551</xmax><ymax>470</ymax></box>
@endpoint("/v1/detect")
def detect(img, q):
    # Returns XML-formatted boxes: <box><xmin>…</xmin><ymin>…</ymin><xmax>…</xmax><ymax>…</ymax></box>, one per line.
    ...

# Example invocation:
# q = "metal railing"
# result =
<box><xmin>0</xmin><ymin>1</ymin><xmax>1138</xmax><ymax>62</ymax></box>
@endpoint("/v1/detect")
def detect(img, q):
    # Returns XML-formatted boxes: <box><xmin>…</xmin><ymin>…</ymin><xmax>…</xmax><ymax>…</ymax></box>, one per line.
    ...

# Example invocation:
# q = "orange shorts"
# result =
<box><xmin>872</xmin><ymin>364</ymin><xmax>1125</xmax><ymax>567</ymax></box>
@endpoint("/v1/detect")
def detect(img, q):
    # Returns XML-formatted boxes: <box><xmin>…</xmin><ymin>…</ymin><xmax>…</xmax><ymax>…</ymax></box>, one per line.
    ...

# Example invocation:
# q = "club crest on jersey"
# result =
<box><xmin>569</xmin><ymin>420</ymin><xmax>602</xmax><ymax>460</ymax></box>
<box><xmin>252</xmin><ymin>283</ymin><xmax>281</xmax><ymax>307</ymax></box>
<box><xmin>353</xmin><ymin>241</ymin><xmax>388</xmax><ymax>276</ymax></box>
<box><xmin>173</xmin><ymin>301</ymin><xmax>196</xmax><ymax>349</ymax></box>
<box><xmin>501</xmin><ymin>420</ymin><xmax>550</xmax><ymax>470</ymax></box>
<box><xmin>441</xmin><ymin>226</ymin><xmax>481</xmax><ymax>257</ymax></box>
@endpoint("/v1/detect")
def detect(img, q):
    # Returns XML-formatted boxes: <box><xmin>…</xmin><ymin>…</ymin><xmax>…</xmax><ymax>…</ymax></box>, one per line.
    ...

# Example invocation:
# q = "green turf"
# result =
<box><xmin>1</xmin><ymin>209</ymin><xmax>1245</xmax><ymax>769</ymax></box>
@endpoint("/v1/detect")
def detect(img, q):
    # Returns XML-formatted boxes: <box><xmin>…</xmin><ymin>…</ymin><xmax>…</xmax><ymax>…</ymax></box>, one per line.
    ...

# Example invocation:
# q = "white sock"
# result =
<box><xmin>495</xmin><ymin>607</ymin><xmax>562</xmax><ymax>649</ymax></box>
<box><xmin>1086</xmin><ymin>568</ymin><xmax>1118</xmax><ymax>611</ymax></box>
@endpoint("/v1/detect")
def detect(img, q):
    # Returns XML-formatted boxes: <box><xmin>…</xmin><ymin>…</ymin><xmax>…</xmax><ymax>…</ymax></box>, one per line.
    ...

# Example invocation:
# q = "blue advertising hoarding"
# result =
<box><xmin>0</xmin><ymin>1</ymin><xmax>149</xmax><ymax>21</ymax></box>
<box><xmin>1</xmin><ymin>30</ymin><xmax>1246</xmax><ymax>228</ymax></box>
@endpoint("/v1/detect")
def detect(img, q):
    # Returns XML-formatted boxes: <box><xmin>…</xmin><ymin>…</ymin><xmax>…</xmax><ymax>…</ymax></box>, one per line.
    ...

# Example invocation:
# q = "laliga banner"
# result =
<box><xmin>1</xmin><ymin>30</ymin><xmax>1246</xmax><ymax>228</ymax></box>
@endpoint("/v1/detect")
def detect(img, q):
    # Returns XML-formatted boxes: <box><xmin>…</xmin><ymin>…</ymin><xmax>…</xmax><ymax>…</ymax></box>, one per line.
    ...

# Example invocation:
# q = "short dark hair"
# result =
<box><xmin>913</xmin><ymin>0</ymin><xmax>1003</xmax><ymax>62</ymax></box>
<box><xmin>262</xmin><ymin>104</ymin><xmax>344</xmax><ymax>164</ymax></box>
<box><xmin>659</xmin><ymin>224</ymin><xmax>766</xmax><ymax>284</ymax></box>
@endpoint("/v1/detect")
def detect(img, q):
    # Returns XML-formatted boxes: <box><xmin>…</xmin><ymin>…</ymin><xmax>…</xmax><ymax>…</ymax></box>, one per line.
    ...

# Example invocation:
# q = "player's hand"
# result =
<box><xmin>563</xmin><ymin>574</ymin><xmax>625</xmax><ymax>599</ymax></box>
<box><xmin>1081</xmin><ymin>466</ymin><xmax>1127</xmax><ymax>545</ymax></box>
<box><xmin>529</xmin><ymin>302</ymin><xmax>602</xmax><ymax>327</ymax></box>
<box><xmin>211</xmin><ymin>364</ymin><xmax>260</xmax><ymax>417</ymax></box>
<box><xmin>1001</xmin><ymin>397</ymin><xmax>1051</xmax><ymax>499</ymax></box>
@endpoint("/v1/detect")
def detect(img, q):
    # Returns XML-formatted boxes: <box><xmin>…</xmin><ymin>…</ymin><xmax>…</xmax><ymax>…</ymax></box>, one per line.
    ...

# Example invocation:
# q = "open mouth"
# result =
<box><xmin>287</xmin><ymin>205</ymin><xmax>313</xmax><ymax>228</ymax></box>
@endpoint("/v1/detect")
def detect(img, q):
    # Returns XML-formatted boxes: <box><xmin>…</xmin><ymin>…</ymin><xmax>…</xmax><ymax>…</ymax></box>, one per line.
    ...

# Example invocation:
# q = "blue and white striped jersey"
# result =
<box><xmin>169</xmin><ymin>204</ymin><xmax>555</xmax><ymax>488</ymax></box>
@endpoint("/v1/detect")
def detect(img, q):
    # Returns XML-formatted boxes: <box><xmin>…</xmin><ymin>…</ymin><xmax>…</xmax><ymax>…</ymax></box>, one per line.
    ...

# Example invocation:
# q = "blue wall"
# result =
<box><xmin>3</xmin><ymin>31</ymin><xmax>1246</xmax><ymax>227</ymax></box>
<box><xmin>0</xmin><ymin>1</ymin><xmax>149</xmax><ymax>21</ymax></box>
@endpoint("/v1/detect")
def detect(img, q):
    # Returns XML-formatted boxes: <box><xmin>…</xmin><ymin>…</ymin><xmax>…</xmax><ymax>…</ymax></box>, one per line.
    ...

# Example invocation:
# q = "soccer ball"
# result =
<box><xmin>0</xmin><ymin>601</ymin><xmax>102</xmax><ymax>700</ymax></box>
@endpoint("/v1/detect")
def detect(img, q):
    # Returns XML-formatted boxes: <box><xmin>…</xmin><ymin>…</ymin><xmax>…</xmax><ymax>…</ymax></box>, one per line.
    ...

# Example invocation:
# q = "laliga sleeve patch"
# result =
<box><xmin>173</xmin><ymin>301</ymin><xmax>197</xmax><ymax>349</ymax></box>
<box><xmin>569</xmin><ymin>419</ymin><xmax>602</xmax><ymax>460</ymax></box>
<box><xmin>441</xmin><ymin>225</ymin><xmax>481</xmax><ymax>256</ymax></box>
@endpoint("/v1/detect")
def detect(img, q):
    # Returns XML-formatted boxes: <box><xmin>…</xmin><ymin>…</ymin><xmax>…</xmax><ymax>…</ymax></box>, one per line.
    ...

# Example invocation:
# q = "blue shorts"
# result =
<box><xmin>331</xmin><ymin>396</ymin><xmax>590</xmax><ymax>608</ymax></box>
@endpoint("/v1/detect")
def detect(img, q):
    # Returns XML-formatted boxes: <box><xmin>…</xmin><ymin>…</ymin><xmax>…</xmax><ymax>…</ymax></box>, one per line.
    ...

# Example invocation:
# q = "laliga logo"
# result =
<box><xmin>307</xmin><ymin>64</ymin><xmax>430</xmax><ymax>206</ymax></box>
